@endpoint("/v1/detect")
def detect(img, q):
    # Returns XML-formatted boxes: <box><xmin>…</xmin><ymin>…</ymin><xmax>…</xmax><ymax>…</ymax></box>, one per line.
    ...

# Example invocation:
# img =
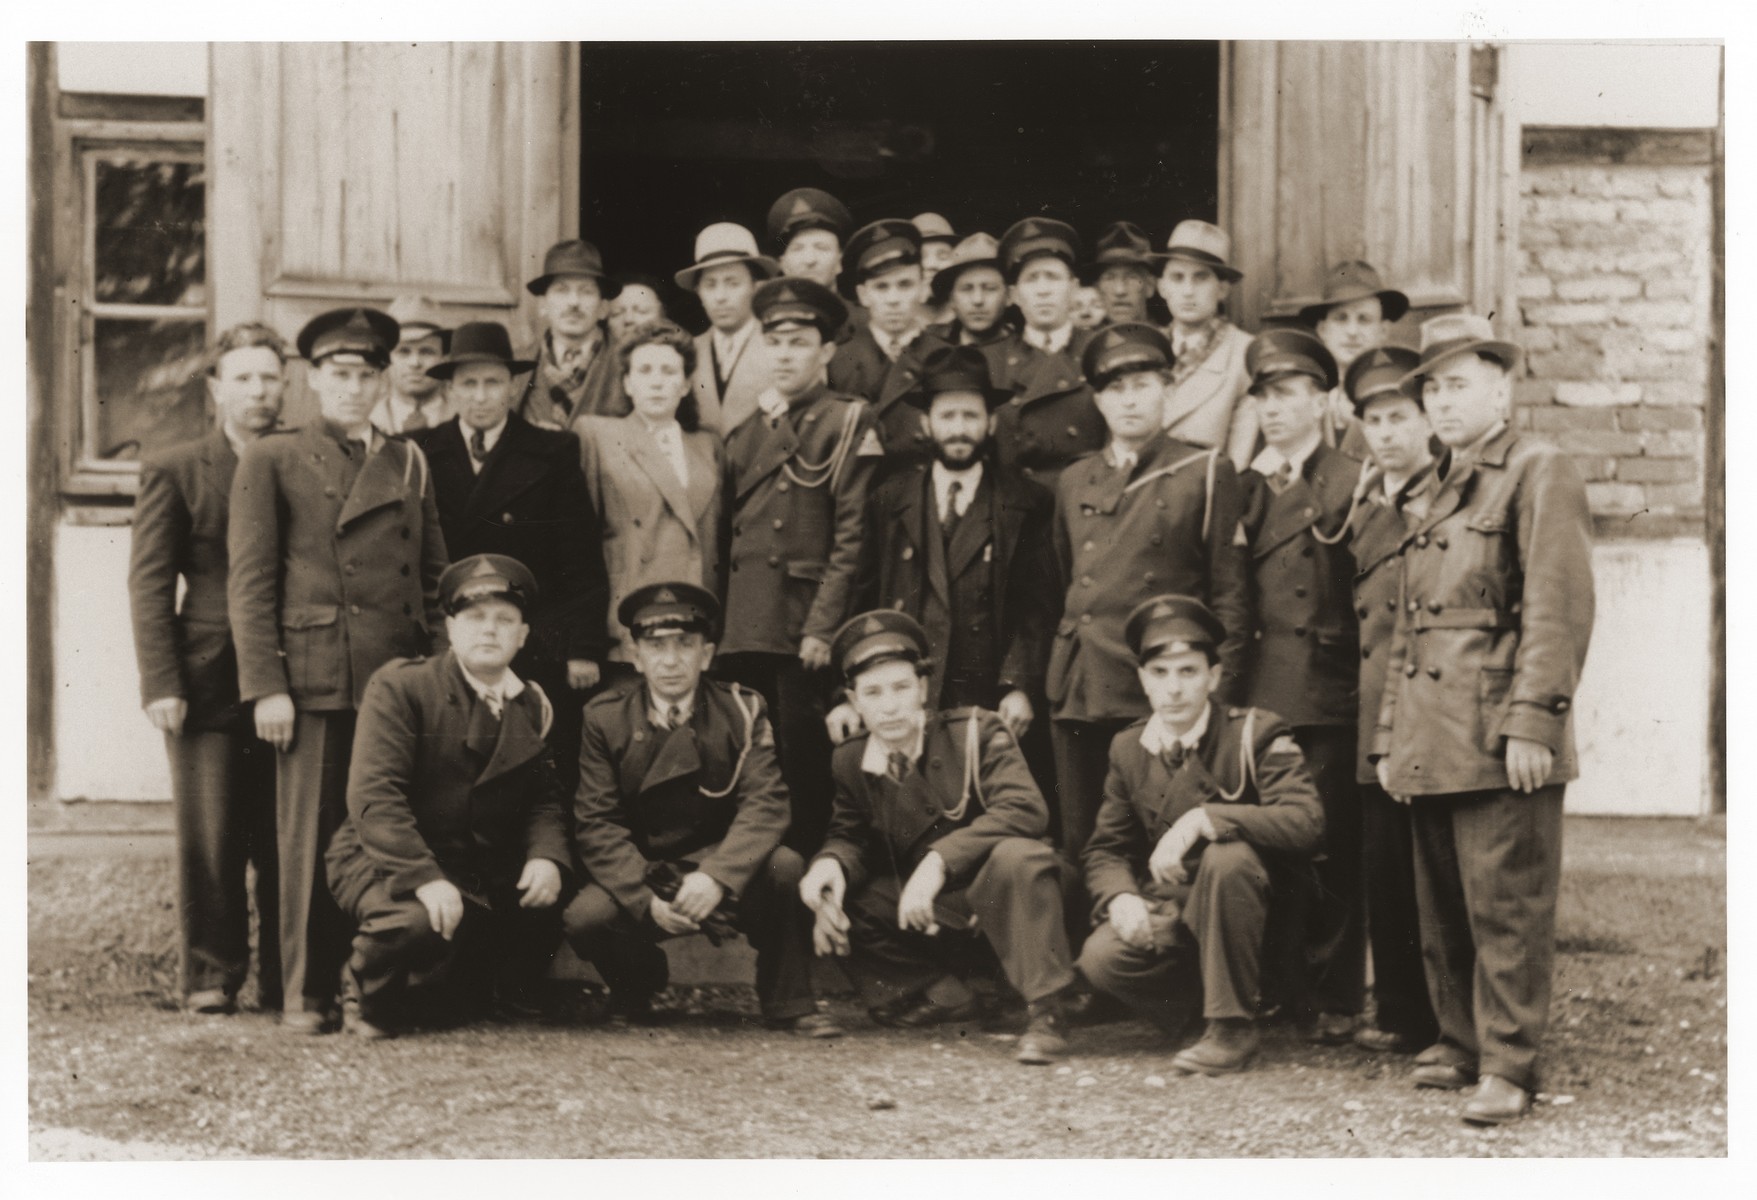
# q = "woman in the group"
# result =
<box><xmin>1154</xmin><ymin>219</ymin><xmax>1258</xmax><ymax>469</ymax></box>
<box><xmin>606</xmin><ymin>271</ymin><xmax>670</xmax><ymax>345</ymax></box>
<box><xmin>575</xmin><ymin>320</ymin><xmax>724</xmax><ymax>681</ymax></box>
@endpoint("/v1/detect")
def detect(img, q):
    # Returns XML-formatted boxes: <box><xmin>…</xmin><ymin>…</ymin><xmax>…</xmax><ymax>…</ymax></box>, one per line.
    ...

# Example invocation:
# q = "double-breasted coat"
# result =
<box><xmin>1238</xmin><ymin>440</ymin><xmax>1364</xmax><ymax>727</ymax></box>
<box><xmin>853</xmin><ymin>461</ymin><xmax>1058</xmax><ymax>707</ymax></box>
<box><xmin>1049</xmin><ymin>432</ymin><xmax>1252</xmax><ymax>721</ymax></box>
<box><xmin>411</xmin><ymin>412</ymin><xmax>610</xmax><ymax>672</ymax></box>
<box><xmin>827</xmin><ymin>325</ymin><xmax>950</xmax><ymax>476</ymax></box>
<box><xmin>718</xmin><ymin>384</ymin><xmax>884</xmax><ymax>657</ymax></box>
<box><xmin>988</xmin><ymin>329</ymin><xmax>1107</xmax><ymax>488</ymax></box>
<box><xmin>1373</xmin><ymin>427</ymin><xmax>1595</xmax><ymax>795</ymax></box>
<box><xmin>573</xmin><ymin>679</ymin><xmax>790</xmax><ymax>921</ymax></box>
<box><xmin>228</xmin><ymin>423</ymin><xmax>449</xmax><ymax>711</ymax></box>
<box><xmin>325</xmin><ymin>652</ymin><xmax>570</xmax><ymax>914</ymax></box>
<box><xmin>1162</xmin><ymin>321</ymin><xmax>1257</xmax><ymax>469</ymax></box>
<box><xmin>691</xmin><ymin>324</ymin><xmax>774</xmax><ymax>436</ymax></box>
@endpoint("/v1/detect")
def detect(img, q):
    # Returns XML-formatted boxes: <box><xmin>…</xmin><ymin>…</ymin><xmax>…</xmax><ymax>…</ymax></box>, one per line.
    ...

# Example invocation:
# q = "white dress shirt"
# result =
<box><xmin>711</xmin><ymin>320</ymin><xmax>757</xmax><ymax>379</ymax></box>
<box><xmin>1138</xmin><ymin>703</ymin><xmax>1211</xmax><ymax>760</ymax></box>
<box><xmin>931</xmin><ymin>460</ymin><xmax>983</xmax><ymax>524</ymax></box>
<box><xmin>860</xmin><ymin>717</ymin><xmax>927</xmax><ymax>777</ymax></box>
<box><xmin>647</xmin><ymin>688</ymin><xmax>697</xmax><ymax>730</ymax></box>
<box><xmin>463</xmin><ymin>418</ymin><xmax>508</xmax><ymax>474</ymax></box>
<box><xmin>458</xmin><ymin>661</ymin><xmax>525</xmax><ymax>719</ymax></box>
<box><xmin>1249</xmin><ymin>430</ymin><xmax>1323</xmax><ymax>485</ymax></box>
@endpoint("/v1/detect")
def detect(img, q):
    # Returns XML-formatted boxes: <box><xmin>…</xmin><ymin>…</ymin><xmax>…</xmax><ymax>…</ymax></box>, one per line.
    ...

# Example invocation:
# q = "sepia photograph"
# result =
<box><xmin>17</xmin><ymin>9</ymin><xmax>1731</xmax><ymax>1168</ymax></box>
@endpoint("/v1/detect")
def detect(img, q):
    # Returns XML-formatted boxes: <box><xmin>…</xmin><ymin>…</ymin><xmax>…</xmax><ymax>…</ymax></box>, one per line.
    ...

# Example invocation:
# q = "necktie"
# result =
<box><xmin>943</xmin><ymin>479</ymin><xmax>963</xmax><ymax>536</ymax></box>
<box><xmin>347</xmin><ymin>437</ymin><xmax>367</xmax><ymax>459</ymax></box>
<box><xmin>1160</xmin><ymin>742</ymin><xmax>1186</xmax><ymax>772</ymax></box>
<box><xmin>667</xmin><ymin>703</ymin><xmax>685</xmax><ymax>731</ymax></box>
<box><xmin>1267</xmin><ymin>461</ymin><xmax>1295</xmax><ymax>495</ymax></box>
<box><xmin>480</xmin><ymin>689</ymin><xmax>504</xmax><ymax>720</ymax></box>
<box><xmin>888</xmin><ymin>751</ymin><xmax>911</xmax><ymax>783</ymax></box>
<box><xmin>470</xmin><ymin>427</ymin><xmax>489</xmax><ymax>464</ymax></box>
<box><xmin>1114</xmin><ymin>450</ymin><xmax>1137</xmax><ymax>476</ymax></box>
<box><xmin>401</xmin><ymin>409</ymin><xmax>428</xmax><ymax>433</ymax></box>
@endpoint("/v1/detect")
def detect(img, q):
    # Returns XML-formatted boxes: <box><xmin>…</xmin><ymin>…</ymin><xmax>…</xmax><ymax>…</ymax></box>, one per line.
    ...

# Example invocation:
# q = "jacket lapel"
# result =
<box><xmin>476</xmin><ymin>684</ymin><xmax>549</xmax><ymax>786</ymax></box>
<box><xmin>735</xmin><ymin>411</ymin><xmax>800</xmax><ymax>501</ymax></box>
<box><xmin>466</xmin><ymin>416</ymin><xmax>543</xmax><ymax>518</ymax></box>
<box><xmin>947</xmin><ymin>473</ymin><xmax>994</xmax><ymax>579</ymax></box>
<box><xmin>1252</xmin><ymin>475</ymin><xmax>1321</xmax><ymax>559</ymax></box>
<box><xmin>991</xmin><ymin>475</ymin><xmax>1028</xmax><ymax>583</ymax></box>
<box><xmin>899</xmin><ymin>472</ymin><xmax>948</xmax><ymax>608</ymax></box>
<box><xmin>338</xmin><ymin>438</ymin><xmax>410</xmax><ymax>528</ymax></box>
<box><xmin>624</xmin><ymin>421</ymin><xmax>697</xmax><ymax>530</ymax></box>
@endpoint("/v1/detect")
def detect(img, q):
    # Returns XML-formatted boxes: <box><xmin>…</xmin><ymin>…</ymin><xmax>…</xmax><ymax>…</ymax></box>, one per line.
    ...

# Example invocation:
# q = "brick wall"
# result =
<box><xmin>1513</xmin><ymin>130</ymin><xmax>1716</xmax><ymax>539</ymax></box>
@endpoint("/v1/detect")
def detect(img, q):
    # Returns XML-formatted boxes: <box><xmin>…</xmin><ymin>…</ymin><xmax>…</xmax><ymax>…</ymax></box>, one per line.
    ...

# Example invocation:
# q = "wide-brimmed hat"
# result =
<box><xmin>1344</xmin><ymin>345</ymin><xmax>1424</xmax><ymax>415</ymax></box>
<box><xmin>385</xmin><ymin>295</ymin><xmax>452</xmax><ymax>351</ymax></box>
<box><xmin>527</xmin><ymin>239</ymin><xmax>620</xmax><ymax>298</ymax></box>
<box><xmin>674</xmin><ymin>222</ymin><xmax>782</xmax><ymax>291</ymax></box>
<box><xmin>1400</xmin><ymin>313</ymin><xmax>1521</xmax><ymax>386</ymax></box>
<box><xmin>905</xmin><ymin>343</ymin><xmax>1010</xmax><ymax>411</ymax></box>
<box><xmin>297</xmin><ymin>307</ymin><xmax>399</xmax><ymax>368</ymax></box>
<box><xmin>1079</xmin><ymin>221</ymin><xmax>1157</xmax><ymax>285</ymax></box>
<box><xmin>1156</xmin><ymin>219</ymin><xmax>1243</xmax><ymax>282</ymax></box>
<box><xmin>425</xmin><ymin>321</ymin><xmax>536</xmax><ymax>380</ymax></box>
<box><xmin>928</xmin><ymin>231</ymin><xmax>1004</xmax><ymax>303</ymax></box>
<box><xmin>1298</xmin><ymin>260</ymin><xmax>1411</xmax><ymax>326</ymax></box>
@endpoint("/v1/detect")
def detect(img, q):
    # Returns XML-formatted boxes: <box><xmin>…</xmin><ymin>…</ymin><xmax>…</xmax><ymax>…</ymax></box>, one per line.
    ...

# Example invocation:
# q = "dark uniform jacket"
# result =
<box><xmin>325</xmin><ymin>652</ymin><xmax>570</xmax><ymax>912</ymax></box>
<box><xmin>229</xmin><ymin>422</ymin><xmax>449</xmax><ymax>711</ymax></box>
<box><xmin>826</xmin><ymin>324</ymin><xmax>946</xmax><ymax>475</ymax></box>
<box><xmin>1238</xmin><ymin>440</ymin><xmax>1364</xmax><ymax>727</ymax></box>
<box><xmin>1374</xmin><ymin>426</ymin><xmax>1595</xmax><ymax>795</ymax></box>
<box><xmin>853</xmin><ymin>461</ymin><xmax>1057</xmax><ymax>706</ymax></box>
<box><xmin>1346</xmin><ymin>459</ymin><xmax>1445</xmax><ymax>782</ymax></box>
<box><xmin>573</xmin><ymin>679</ymin><xmax>790</xmax><ymax>921</ymax></box>
<box><xmin>719</xmin><ymin>383</ymin><xmax>883</xmax><ymax>656</ymax></box>
<box><xmin>1082</xmin><ymin>701</ymin><xmax>1324</xmax><ymax>921</ymax></box>
<box><xmin>989</xmin><ymin>329</ymin><xmax>1107</xmax><ymax>487</ymax></box>
<box><xmin>129</xmin><ymin>430</ymin><xmax>248</xmax><ymax>731</ymax></box>
<box><xmin>411</xmin><ymin>412</ymin><xmax>610</xmax><ymax>668</ymax></box>
<box><xmin>817</xmin><ymin>709</ymin><xmax>1048</xmax><ymax>894</ymax></box>
<box><xmin>1049</xmin><ymin>432</ymin><xmax>1251</xmax><ymax>721</ymax></box>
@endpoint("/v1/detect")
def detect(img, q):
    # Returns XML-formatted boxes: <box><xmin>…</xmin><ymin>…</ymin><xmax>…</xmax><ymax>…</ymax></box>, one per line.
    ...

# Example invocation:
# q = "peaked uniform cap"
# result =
<box><xmin>908</xmin><ymin>343</ymin><xmax>1010</xmax><ymax>411</ymax></box>
<box><xmin>751</xmin><ymin>277</ymin><xmax>849</xmax><ymax>339</ymax></box>
<box><xmin>997</xmin><ymin>217</ymin><xmax>1083</xmax><ymax>280</ymax></box>
<box><xmin>1125</xmin><ymin>594</ymin><xmax>1226</xmax><ymax>664</ymax></box>
<box><xmin>1298</xmin><ymin>260</ymin><xmax>1411</xmax><ymax>326</ymax></box>
<box><xmin>426</xmin><ymin>322</ymin><xmax>537</xmax><ymax>380</ymax></box>
<box><xmin>1400</xmin><ymin>312</ymin><xmax>1522</xmax><ymax>385</ymax></box>
<box><xmin>1079</xmin><ymin>221</ymin><xmax>1158</xmax><ymax>284</ymax></box>
<box><xmin>386</xmin><ymin>295</ymin><xmax>453</xmax><ymax>350</ymax></box>
<box><xmin>1246</xmin><ymin>328</ymin><xmax>1339</xmax><ymax>393</ymax></box>
<box><xmin>911</xmin><ymin>212</ymin><xmax>958</xmax><ymax>243</ymax></box>
<box><xmin>1156</xmin><ymin>219</ymin><xmax>1243</xmax><ymax>282</ymax></box>
<box><xmin>1344</xmin><ymin>345</ymin><xmax>1424</xmax><ymax>414</ymax></box>
<box><xmin>832</xmin><ymin>609</ymin><xmax>930</xmax><ymax>682</ymax></box>
<box><xmin>767</xmin><ymin>187</ymin><xmax>855</xmax><ymax>250</ymax></box>
<box><xmin>928</xmin><ymin>231</ymin><xmax>1004</xmax><ymax>303</ymax></box>
<box><xmin>843</xmin><ymin>218</ymin><xmax>924</xmax><ymax>284</ymax></box>
<box><xmin>1080</xmin><ymin>321</ymin><xmax>1175</xmax><ymax>388</ymax></box>
<box><xmin>440</xmin><ymin>554</ymin><xmax>539</xmax><ymax>615</ymax></box>
<box><xmin>527</xmin><ymin>239</ymin><xmax>620</xmax><ymax>298</ymax></box>
<box><xmin>297</xmin><ymin>307</ymin><xmax>399</xmax><ymax>368</ymax></box>
<box><xmin>675</xmin><ymin>222</ymin><xmax>782</xmax><ymax>291</ymax></box>
<box><xmin>618</xmin><ymin>581</ymin><xmax>721</xmax><ymax>639</ymax></box>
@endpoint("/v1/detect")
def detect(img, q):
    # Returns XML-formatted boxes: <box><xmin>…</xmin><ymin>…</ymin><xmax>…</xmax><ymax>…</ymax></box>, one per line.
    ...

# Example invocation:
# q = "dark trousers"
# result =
<box><xmin>1410</xmin><ymin>785</ymin><xmax>1565</xmax><ymax>1090</ymax></box>
<box><xmin>1360</xmin><ymin>782</ymin><xmax>1438</xmax><ymax>1042</ymax></box>
<box><xmin>1050</xmin><ymin>716</ymin><xmax>1134</xmax><ymax>857</ymax></box>
<box><xmin>523</xmin><ymin>655</ymin><xmax>588</xmax><ymax>802</ymax></box>
<box><xmin>275</xmin><ymin>710</ymin><xmax>357</xmax><ymax>1014</ymax></box>
<box><xmin>1290</xmin><ymin>725</ymin><xmax>1366</xmax><ymax>1016</ymax></box>
<box><xmin>716</xmin><ymin>652</ymin><xmax>835</xmax><ymax>854</ymax></box>
<box><xmin>166</xmin><ymin>727</ymin><xmax>281</xmax><ymax>1003</ymax></box>
<box><xmin>560</xmin><ymin>847</ymin><xmax>817</xmax><ymax>1021</ymax></box>
<box><xmin>844</xmin><ymin>837</ymin><xmax>1078</xmax><ymax>1010</ymax></box>
<box><xmin>1078</xmin><ymin>840</ymin><xmax>1272</xmax><ymax>1028</ymax></box>
<box><xmin>341</xmin><ymin>877</ymin><xmax>563</xmax><ymax>1028</ymax></box>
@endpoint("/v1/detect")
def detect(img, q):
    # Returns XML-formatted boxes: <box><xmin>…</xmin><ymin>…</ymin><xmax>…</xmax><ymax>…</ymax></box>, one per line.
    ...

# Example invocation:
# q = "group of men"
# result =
<box><xmin>128</xmin><ymin>184</ymin><xmax>1595</xmax><ymax>1129</ymax></box>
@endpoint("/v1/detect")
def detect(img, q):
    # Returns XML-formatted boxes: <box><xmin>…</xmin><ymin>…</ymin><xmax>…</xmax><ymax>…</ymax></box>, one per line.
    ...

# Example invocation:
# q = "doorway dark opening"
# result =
<box><xmin>580</xmin><ymin>41</ymin><xmax>1221</xmax><ymax>331</ymax></box>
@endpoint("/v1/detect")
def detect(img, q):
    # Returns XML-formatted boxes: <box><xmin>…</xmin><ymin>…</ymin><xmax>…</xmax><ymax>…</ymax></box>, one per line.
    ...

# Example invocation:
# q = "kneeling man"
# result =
<box><xmin>326</xmin><ymin>555</ymin><xmax>570</xmax><ymax>1038</ymax></box>
<box><xmin>564</xmin><ymin>583</ymin><xmax>841</xmax><ymax>1037</ymax></box>
<box><xmin>800</xmin><ymin>611</ymin><xmax>1080</xmax><ymax>1064</ymax></box>
<box><xmin>1079</xmin><ymin>596</ymin><xmax>1323</xmax><ymax>1075</ymax></box>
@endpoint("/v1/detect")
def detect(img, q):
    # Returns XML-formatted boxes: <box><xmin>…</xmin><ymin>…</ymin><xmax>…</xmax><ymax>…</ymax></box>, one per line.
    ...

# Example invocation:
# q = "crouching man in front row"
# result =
<box><xmin>1079</xmin><ymin>596</ymin><xmax>1323</xmax><ymax>1075</ymax></box>
<box><xmin>325</xmin><ymin>555</ymin><xmax>571</xmax><ymax>1038</ymax></box>
<box><xmin>799</xmin><ymin>611</ymin><xmax>1081</xmax><ymax>1065</ymax></box>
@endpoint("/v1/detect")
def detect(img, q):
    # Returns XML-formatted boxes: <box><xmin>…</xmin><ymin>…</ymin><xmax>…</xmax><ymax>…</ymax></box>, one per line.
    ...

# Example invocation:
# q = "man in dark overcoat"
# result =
<box><xmin>1374</xmin><ymin>313</ymin><xmax>1595</xmax><ymax>1125</ymax></box>
<box><xmin>325</xmin><ymin>555</ymin><xmax>569</xmax><ymax>1038</ymax></box>
<box><xmin>924</xmin><ymin>232</ymin><xmax>1014</xmax><ymax>351</ymax></box>
<box><xmin>515</xmin><ymin>239</ymin><xmax>626</xmax><ymax>429</ymax></box>
<box><xmin>229</xmin><ymin>306</ymin><xmax>449</xmax><ymax>1031</ymax></box>
<box><xmin>129</xmin><ymin>321</ymin><xmax>287</xmax><ymax>1015</ymax></box>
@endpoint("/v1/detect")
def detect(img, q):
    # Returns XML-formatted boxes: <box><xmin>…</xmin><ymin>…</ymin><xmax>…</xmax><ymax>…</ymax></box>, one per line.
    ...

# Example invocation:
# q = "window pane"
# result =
<box><xmin>93</xmin><ymin>157</ymin><xmax>205</xmax><ymax>307</ymax></box>
<box><xmin>91</xmin><ymin>317</ymin><xmax>209</xmax><ymax>464</ymax></box>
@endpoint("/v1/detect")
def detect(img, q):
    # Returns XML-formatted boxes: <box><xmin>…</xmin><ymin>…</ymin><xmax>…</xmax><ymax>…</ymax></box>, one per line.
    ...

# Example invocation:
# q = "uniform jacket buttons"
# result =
<box><xmin>401</xmin><ymin>603</ymin><xmax>412</xmax><ymax>615</ymax></box>
<box><xmin>349</xmin><ymin>603</ymin><xmax>362</xmax><ymax>615</ymax></box>
<box><xmin>768</xmin><ymin>555</ymin><xmax>781</xmax><ymax>567</ymax></box>
<box><xmin>502</xmin><ymin>512</ymin><xmax>515</xmax><ymax>523</ymax></box>
<box><xmin>777</xmin><ymin>481</ymin><xmax>791</xmax><ymax>493</ymax></box>
<box><xmin>1082</xmin><ymin>541</ymin><xmax>1095</xmax><ymax>552</ymax></box>
<box><xmin>1293</xmin><ymin>625</ymin><xmax>1307</xmax><ymax>637</ymax></box>
<box><xmin>1553</xmin><ymin>698</ymin><xmax>1570</xmax><ymax>713</ymax></box>
<box><xmin>893</xmin><ymin>599</ymin><xmax>906</xmax><ymax>610</ymax></box>
<box><xmin>1435</xmin><ymin>535</ymin><xmax>1449</xmax><ymax>550</ymax></box>
<box><xmin>1294</xmin><ymin>586</ymin><xmax>1307</xmax><ymax>598</ymax></box>
<box><xmin>324</xmin><ymin>487</ymin><xmax>337</xmax><ymax>498</ymax></box>
<box><xmin>1301</xmin><ymin>546</ymin><xmax>1314</xmax><ymax>558</ymax></box>
<box><xmin>1080</xmin><ymin>575</ymin><xmax>1092</xmax><ymax>587</ymax></box>
<box><xmin>1404</xmin><ymin>662</ymin><xmax>1418</xmax><ymax>677</ymax></box>
<box><xmin>400</xmin><ymin>564</ymin><xmax>410</xmax><ymax>577</ymax></box>
<box><xmin>1357</xmin><ymin>605</ymin><xmax>1369</xmax><ymax>619</ymax></box>
<box><xmin>901</xmin><ymin>546</ymin><xmax>914</xmax><ymax>560</ymax></box>
<box><xmin>1150</xmin><ymin>535</ymin><xmax>1162</xmax><ymax>546</ymax></box>
<box><xmin>1065</xmin><ymin>424</ymin><xmax>1078</xmax><ymax>436</ymax></box>
<box><xmin>344</xmin><ymin>564</ymin><xmax>356</xmax><ymax>575</ymax></box>
<box><xmin>1426</xmin><ymin>666</ymin><xmax>1442</xmax><ymax>680</ymax></box>
<box><xmin>772</xmin><ymin>518</ymin><xmax>784</xmax><ymax>530</ymax></box>
<box><xmin>1416</xmin><ymin>534</ymin><xmax>1431</xmax><ymax>548</ymax></box>
<box><xmin>1427</xmin><ymin>600</ymin><xmax>1443</xmax><ymax>614</ymax></box>
<box><xmin>1386</xmin><ymin>598</ymin><xmax>1396</xmax><ymax>611</ymax></box>
<box><xmin>1079</xmin><ymin>613</ymin><xmax>1092</xmax><ymax>624</ymax></box>
<box><xmin>1361</xmin><ymin>647</ymin><xmax>1372</xmax><ymax>660</ymax></box>
<box><xmin>1407</xmin><ymin>599</ymin><xmax>1420</xmax><ymax>613</ymax></box>
<box><xmin>732</xmin><ymin>525</ymin><xmax>741</xmax><ymax>536</ymax></box>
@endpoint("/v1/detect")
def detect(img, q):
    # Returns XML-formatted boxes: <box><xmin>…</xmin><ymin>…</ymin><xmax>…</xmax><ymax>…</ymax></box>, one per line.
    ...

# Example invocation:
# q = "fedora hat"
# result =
<box><xmin>911</xmin><ymin>212</ymin><xmax>958</xmax><ymax>245</ymax></box>
<box><xmin>1298</xmin><ymin>260</ymin><xmax>1411</xmax><ymax>326</ymax></box>
<box><xmin>928</xmin><ymin>231</ymin><xmax>1004</xmax><ymax>303</ymax></box>
<box><xmin>674</xmin><ymin>222</ymin><xmax>781</xmax><ymax>291</ymax></box>
<box><xmin>527</xmin><ymin>239</ymin><xmax>620</xmax><ymax>298</ymax></box>
<box><xmin>1079</xmin><ymin>221</ymin><xmax>1157</xmax><ymax>284</ymax></box>
<box><xmin>425</xmin><ymin>321</ymin><xmax>536</xmax><ymax>380</ymax></box>
<box><xmin>1156</xmin><ymin>219</ymin><xmax>1242</xmax><ymax>282</ymax></box>
<box><xmin>385</xmin><ymin>295</ymin><xmax>452</xmax><ymax>351</ymax></box>
<box><xmin>1400</xmin><ymin>313</ymin><xmax>1521</xmax><ymax>386</ymax></box>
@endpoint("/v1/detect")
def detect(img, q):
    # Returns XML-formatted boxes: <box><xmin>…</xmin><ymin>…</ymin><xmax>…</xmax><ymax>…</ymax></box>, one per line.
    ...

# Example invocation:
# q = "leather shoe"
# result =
<box><xmin>1306</xmin><ymin>1011</ymin><xmax>1357</xmax><ymax>1045</ymax></box>
<box><xmin>185</xmin><ymin>988</ymin><xmax>236</xmax><ymax>1016</ymax></box>
<box><xmin>1414</xmin><ymin>1042</ymin><xmax>1454</xmax><ymax>1066</ymax></box>
<box><xmin>1462</xmin><ymin>1074</ymin><xmax>1531</xmax><ymax>1126</ymax></box>
<box><xmin>1015</xmin><ymin>998</ymin><xmax>1069</xmax><ymax>1065</ymax></box>
<box><xmin>1412</xmin><ymin>1062</ymin><xmax>1478</xmax><ymax>1090</ymax></box>
<box><xmin>279</xmin><ymin>1009</ymin><xmax>333</xmax><ymax>1036</ymax></box>
<box><xmin>1172</xmin><ymin>1018</ymin><xmax>1261</xmax><ymax>1076</ymax></box>
<box><xmin>1353</xmin><ymin>1025</ymin><xmax>1424</xmax><ymax>1054</ymax></box>
<box><xmin>770</xmin><ymin>1011</ymin><xmax>846</xmax><ymax>1039</ymax></box>
<box><xmin>871</xmin><ymin>994</ymin><xmax>983</xmax><ymax>1029</ymax></box>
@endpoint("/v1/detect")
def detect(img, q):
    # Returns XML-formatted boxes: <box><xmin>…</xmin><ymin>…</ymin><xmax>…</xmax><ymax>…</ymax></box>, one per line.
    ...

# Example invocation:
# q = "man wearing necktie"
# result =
<box><xmin>565</xmin><ymin>583</ymin><xmax>841</xmax><ymax>1036</ymax></box>
<box><xmin>229</xmin><ymin>307</ymin><xmax>449</xmax><ymax>1033</ymax></box>
<box><xmin>1080</xmin><ymin>596</ymin><xmax>1323</xmax><ymax>1076</ymax></box>
<box><xmin>1235</xmin><ymin>328</ymin><xmax>1369</xmax><ymax>1049</ymax></box>
<box><xmin>370</xmin><ymin>295</ymin><xmax>453</xmax><ymax>436</ymax></box>
<box><xmin>677</xmin><ymin>222</ymin><xmax>781</xmax><ymax>436</ymax></box>
<box><xmin>325</xmin><ymin>556</ymin><xmax>569</xmax><ymax>1038</ymax></box>
<box><xmin>514</xmin><ymin>240</ymin><xmax>627</xmax><ymax>429</ymax></box>
<box><xmin>800</xmin><ymin>610</ymin><xmax>1081</xmax><ymax>1064</ymax></box>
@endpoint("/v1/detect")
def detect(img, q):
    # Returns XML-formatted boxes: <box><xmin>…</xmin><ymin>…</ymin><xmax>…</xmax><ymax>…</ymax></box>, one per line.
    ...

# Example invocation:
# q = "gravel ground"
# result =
<box><xmin>27</xmin><ymin>817</ymin><xmax>1726</xmax><ymax>1158</ymax></box>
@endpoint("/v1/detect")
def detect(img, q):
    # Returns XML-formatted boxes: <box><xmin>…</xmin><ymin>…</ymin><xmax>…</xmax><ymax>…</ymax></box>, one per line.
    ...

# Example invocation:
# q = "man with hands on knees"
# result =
<box><xmin>1079</xmin><ymin>596</ymin><xmax>1323</xmax><ymax>1077</ymax></box>
<box><xmin>564</xmin><ymin>583</ymin><xmax>842</xmax><ymax>1036</ymax></box>
<box><xmin>800</xmin><ymin>610</ymin><xmax>1081</xmax><ymax>1065</ymax></box>
<box><xmin>323</xmin><ymin>556</ymin><xmax>569</xmax><ymax>1039</ymax></box>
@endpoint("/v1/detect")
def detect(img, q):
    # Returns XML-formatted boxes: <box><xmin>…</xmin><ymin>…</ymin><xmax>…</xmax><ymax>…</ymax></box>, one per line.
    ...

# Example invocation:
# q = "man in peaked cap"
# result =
<box><xmin>1373</xmin><ymin>312</ymin><xmax>1593</xmax><ymax>1126</ymax></box>
<box><xmin>1083</xmin><ymin>221</ymin><xmax>1163</xmax><ymax>327</ymax></box>
<box><xmin>1235</xmin><ymin>327</ymin><xmax>1370</xmax><ymax>1045</ymax></box>
<box><xmin>324</xmin><ymin>554</ymin><xmax>570</xmax><ymax>1038</ymax></box>
<box><xmin>1340</xmin><ymin>345</ymin><xmax>1442</xmax><ymax>1059</ymax></box>
<box><xmin>515</xmin><ymin>238</ymin><xmax>626</xmax><ymax>430</ymax></box>
<box><xmin>767</xmin><ymin>186</ymin><xmax>855</xmax><ymax>291</ymax></box>
<box><xmin>677</xmin><ymin>221</ymin><xmax>781</xmax><ymax>434</ymax></box>
<box><xmin>371</xmin><ymin>295</ymin><xmax>453</xmax><ymax>436</ymax></box>
<box><xmin>565</xmin><ymin>582</ymin><xmax>842</xmax><ymax>1035</ymax></box>
<box><xmin>717</xmin><ymin>277</ymin><xmax>885</xmax><ymax>855</ymax></box>
<box><xmin>1300</xmin><ymin>260</ymin><xmax>1412</xmax><ymax>456</ymax></box>
<box><xmin>800</xmin><ymin>610</ymin><xmax>1082</xmax><ymax>1064</ymax></box>
<box><xmin>1155</xmin><ymin>220</ymin><xmax>1258</xmax><ymax>468</ymax></box>
<box><xmin>988</xmin><ymin>217</ymin><xmax>1107</xmax><ymax>488</ymax></box>
<box><xmin>230</xmin><ymin>305</ymin><xmax>449</xmax><ymax>1032</ymax></box>
<box><xmin>1080</xmin><ymin>595</ymin><xmax>1323</xmax><ymax>1075</ymax></box>
<box><xmin>1047</xmin><ymin>321</ymin><xmax>1251</xmax><ymax>859</ymax></box>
